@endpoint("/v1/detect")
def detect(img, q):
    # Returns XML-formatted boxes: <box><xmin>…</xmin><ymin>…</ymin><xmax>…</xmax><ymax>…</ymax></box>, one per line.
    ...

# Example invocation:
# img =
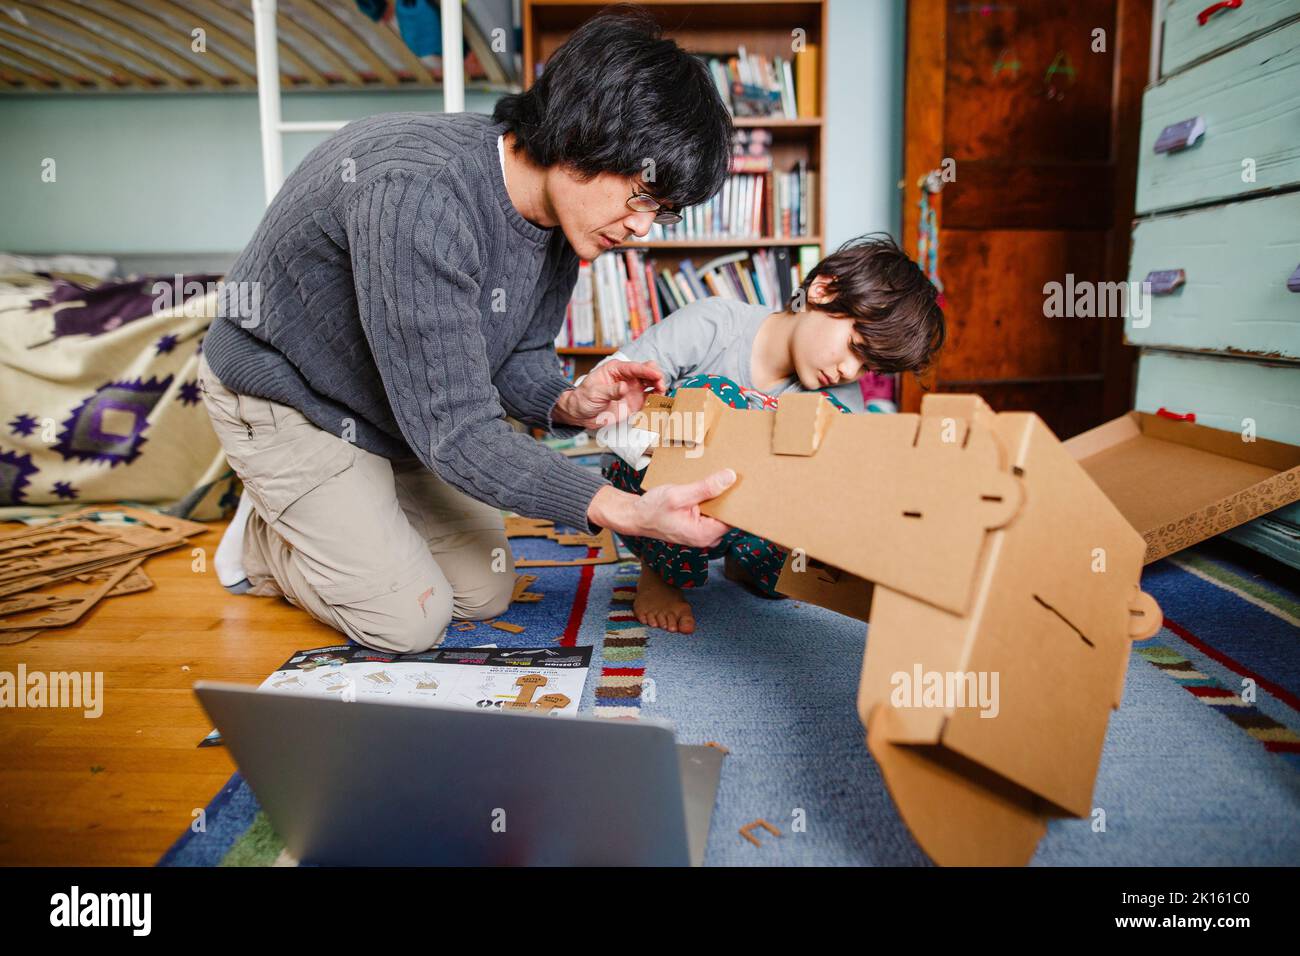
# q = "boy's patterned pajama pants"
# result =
<box><xmin>602</xmin><ymin>373</ymin><xmax>853</xmax><ymax>595</ymax></box>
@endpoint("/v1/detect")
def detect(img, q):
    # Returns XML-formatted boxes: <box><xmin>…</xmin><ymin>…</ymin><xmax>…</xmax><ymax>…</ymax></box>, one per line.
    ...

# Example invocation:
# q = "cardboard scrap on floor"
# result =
<box><xmin>90</xmin><ymin>564</ymin><xmax>155</xmax><ymax>597</ymax></box>
<box><xmin>510</xmin><ymin>572</ymin><xmax>543</xmax><ymax>603</ymax></box>
<box><xmin>504</xmin><ymin>515</ymin><xmax>620</xmax><ymax>568</ymax></box>
<box><xmin>0</xmin><ymin>558</ymin><xmax>141</xmax><ymax>632</ymax></box>
<box><xmin>641</xmin><ymin>388</ymin><xmax>1168</xmax><ymax>867</ymax></box>
<box><xmin>739</xmin><ymin>819</ymin><xmax>782</xmax><ymax>848</ymax></box>
<box><xmin>0</xmin><ymin>504</ymin><xmax>203</xmax><ymax>644</ymax></box>
<box><xmin>13</xmin><ymin>503</ymin><xmax>208</xmax><ymax>539</ymax></box>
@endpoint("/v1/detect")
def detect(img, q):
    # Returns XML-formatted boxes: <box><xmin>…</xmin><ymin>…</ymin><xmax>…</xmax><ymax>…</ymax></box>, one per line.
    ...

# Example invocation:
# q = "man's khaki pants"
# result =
<box><xmin>197</xmin><ymin>356</ymin><xmax>515</xmax><ymax>653</ymax></box>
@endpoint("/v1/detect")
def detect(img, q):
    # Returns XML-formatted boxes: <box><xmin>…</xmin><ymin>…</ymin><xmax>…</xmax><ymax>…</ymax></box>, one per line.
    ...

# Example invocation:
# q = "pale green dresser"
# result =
<box><xmin>1129</xmin><ymin>0</ymin><xmax>1300</xmax><ymax>567</ymax></box>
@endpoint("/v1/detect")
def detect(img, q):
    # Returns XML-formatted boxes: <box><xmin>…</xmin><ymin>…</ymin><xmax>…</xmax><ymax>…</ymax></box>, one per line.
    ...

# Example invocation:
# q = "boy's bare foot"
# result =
<box><xmin>634</xmin><ymin>562</ymin><xmax>696</xmax><ymax>634</ymax></box>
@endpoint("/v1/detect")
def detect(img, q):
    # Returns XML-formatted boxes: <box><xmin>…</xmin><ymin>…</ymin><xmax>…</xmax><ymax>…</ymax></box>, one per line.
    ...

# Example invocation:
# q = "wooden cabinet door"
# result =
<box><xmin>900</xmin><ymin>0</ymin><xmax>1151</xmax><ymax>439</ymax></box>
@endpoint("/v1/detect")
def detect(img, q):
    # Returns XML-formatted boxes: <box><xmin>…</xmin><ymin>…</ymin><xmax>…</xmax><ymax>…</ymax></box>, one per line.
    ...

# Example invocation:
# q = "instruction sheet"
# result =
<box><xmin>259</xmin><ymin>645</ymin><xmax>593</xmax><ymax>718</ymax></box>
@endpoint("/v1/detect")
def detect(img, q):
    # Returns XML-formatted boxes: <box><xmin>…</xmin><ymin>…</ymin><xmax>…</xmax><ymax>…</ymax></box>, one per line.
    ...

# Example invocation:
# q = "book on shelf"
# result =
<box><xmin>697</xmin><ymin>45</ymin><xmax>815</xmax><ymax>120</ymax></box>
<box><xmin>643</xmin><ymin>128</ymin><xmax>815</xmax><ymax>242</ymax></box>
<box><xmin>794</xmin><ymin>43</ymin><xmax>820</xmax><ymax>119</ymax></box>
<box><xmin>564</xmin><ymin>260</ymin><xmax>595</xmax><ymax>347</ymax></box>
<box><xmin>555</xmin><ymin>245</ymin><xmax>821</xmax><ymax>351</ymax></box>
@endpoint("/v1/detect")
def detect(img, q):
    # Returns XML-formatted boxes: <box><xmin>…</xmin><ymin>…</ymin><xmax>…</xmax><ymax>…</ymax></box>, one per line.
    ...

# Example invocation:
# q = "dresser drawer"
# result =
<box><xmin>1266</xmin><ymin>500</ymin><xmax>1300</xmax><ymax>524</ymax></box>
<box><xmin>1134</xmin><ymin>349</ymin><xmax>1300</xmax><ymax>444</ymax></box>
<box><xmin>1221</xmin><ymin>512</ymin><xmax>1300</xmax><ymax>570</ymax></box>
<box><xmin>1161</xmin><ymin>0</ymin><xmax>1299</xmax><ymax>77</ymax></box>
<box><xmin>1136</xmin><ymin>18</ymin><xmax>1300</xmax><ymax>214</ymax></box>
<box><xmin>1126</xmin><ymin>191</ymin><xmax>1300</xmax><ymax>358</ymax></box>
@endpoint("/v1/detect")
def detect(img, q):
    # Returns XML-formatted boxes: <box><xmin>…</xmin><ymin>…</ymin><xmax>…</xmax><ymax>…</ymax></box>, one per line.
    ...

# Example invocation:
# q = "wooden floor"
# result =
<box><xmin>0</xmin><ymin>518</ymin><xmax>340</xmax><ymax>865</ymax></box>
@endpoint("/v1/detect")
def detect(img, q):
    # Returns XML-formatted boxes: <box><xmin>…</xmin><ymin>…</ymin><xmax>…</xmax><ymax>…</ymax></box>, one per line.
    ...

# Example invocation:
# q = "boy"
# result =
<box><xmin>588</xmin><ymin>233</ymin><xmax>945</xmax><ymax>633</ymax></box>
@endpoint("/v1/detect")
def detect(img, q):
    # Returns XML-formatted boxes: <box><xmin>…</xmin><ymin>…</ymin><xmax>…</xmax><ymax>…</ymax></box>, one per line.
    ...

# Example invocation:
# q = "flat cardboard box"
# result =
<box><xmin>640</xmin><ymin>390</ymin><xmax>1162</xmax><ymax>866</ymax></box>
<box><xmin>1064</xmin><ymin>412</ymin><xmax>1300</xmax><ymax>563</ymax></box>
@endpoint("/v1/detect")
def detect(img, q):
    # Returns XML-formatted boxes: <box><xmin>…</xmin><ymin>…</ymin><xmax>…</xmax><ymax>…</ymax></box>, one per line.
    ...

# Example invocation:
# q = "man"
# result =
<box><xmin>199</xmin><ymin>7</ymin><xmax>737</xmax><ymax>653</ymax></box>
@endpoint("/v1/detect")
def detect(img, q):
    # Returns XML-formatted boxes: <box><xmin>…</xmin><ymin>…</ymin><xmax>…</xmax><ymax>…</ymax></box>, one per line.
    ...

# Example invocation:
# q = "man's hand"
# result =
<box><xmin>587</xmin><ymin>469</ymin><xmax>736</xmax><ymax>548</ymax></box>
<box><xmin>553</xmin><ymin>360</ymin><xmax>665</xmax><ymax>430</ymax></box>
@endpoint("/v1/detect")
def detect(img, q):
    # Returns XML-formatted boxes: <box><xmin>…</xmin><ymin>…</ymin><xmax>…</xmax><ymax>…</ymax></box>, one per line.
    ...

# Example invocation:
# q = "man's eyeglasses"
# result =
<box><xmin>627</xmin><ymin>188</ymin><xmax>683</xmax><ymax>225</ymax></box>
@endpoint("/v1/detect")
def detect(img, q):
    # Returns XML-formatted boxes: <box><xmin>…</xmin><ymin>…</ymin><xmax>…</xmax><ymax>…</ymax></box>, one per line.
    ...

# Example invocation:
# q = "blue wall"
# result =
<box><xmin>0</xmin><ymin>0</ymin><xmax>902</xmax><ymax>257</ymax></box>
<box><xmin>0</xmin><ymin>88</ymin><xmax>497</xmax><ymax>255</ymax></box>
<box><xmin>826</xmin><ymin>0</ymin><xmax>904</xmax><ymax>251</ymax></box>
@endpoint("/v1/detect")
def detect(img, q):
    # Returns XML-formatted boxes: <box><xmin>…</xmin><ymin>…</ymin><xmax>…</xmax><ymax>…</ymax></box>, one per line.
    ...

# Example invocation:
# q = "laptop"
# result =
<box><xmin>194</xmin><ymin>681</ymin><xmax>724</xmax><ymax>866</ymax></box>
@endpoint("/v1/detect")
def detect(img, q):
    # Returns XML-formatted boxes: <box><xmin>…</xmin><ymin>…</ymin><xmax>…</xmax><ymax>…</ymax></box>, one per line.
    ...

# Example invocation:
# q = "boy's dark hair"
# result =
<box><xmin>789</xmin><ymin>233</ymin><xmax>946</xmax><ymax>373</ymax></box>
<box><xmin>492</xmin><ymin>4</ymin><xmax>732</xmax><ymax>210</ymax></box>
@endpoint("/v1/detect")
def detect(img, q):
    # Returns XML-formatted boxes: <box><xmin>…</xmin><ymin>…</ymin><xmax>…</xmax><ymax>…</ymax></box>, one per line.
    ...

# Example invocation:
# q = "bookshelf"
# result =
<box><xmin>522</xmin><ymin>0</ymin><xmax>828</xmax><ymax>370</ymax></box>
<box><xmin>621</xmin><ymin>237</ymin><xmax>823</xmax><ymax>250</ymax></box>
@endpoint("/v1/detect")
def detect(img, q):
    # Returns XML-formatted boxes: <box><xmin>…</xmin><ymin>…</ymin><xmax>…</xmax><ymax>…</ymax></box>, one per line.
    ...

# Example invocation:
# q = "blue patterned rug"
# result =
<box><xmin>161</xmin><ymin>540</ymin><xmax>1300</xmax><ymax>866</ymax></box>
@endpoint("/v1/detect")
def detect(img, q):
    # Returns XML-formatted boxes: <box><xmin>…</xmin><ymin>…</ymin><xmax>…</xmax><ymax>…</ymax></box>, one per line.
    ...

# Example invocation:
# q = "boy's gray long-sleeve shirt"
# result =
<box><xmin>588</xmin><ymin>297</ymin><xmax>864</xmax><ymax>468</ymax></box>
<box><xmin>614</xmin><ymin>297</ymin><xmax>799</xmax><ymax>394</ymax></box>
<box><xmin>203</xmin><ymin>111</ymin><xmax>608</xmax><ymax>532</ymax></box>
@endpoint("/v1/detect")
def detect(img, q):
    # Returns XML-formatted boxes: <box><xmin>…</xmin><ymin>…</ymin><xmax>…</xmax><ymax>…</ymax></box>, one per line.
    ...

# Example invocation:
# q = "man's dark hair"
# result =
<box><xmin>789</xmin><ymin>233</ymin><xmax>946</xmax><ymax>374</ymax></box>
<box><xmin>492</xmin><ymin>4</ymin><xmax>732</xmax><ymax>210</ymax></box>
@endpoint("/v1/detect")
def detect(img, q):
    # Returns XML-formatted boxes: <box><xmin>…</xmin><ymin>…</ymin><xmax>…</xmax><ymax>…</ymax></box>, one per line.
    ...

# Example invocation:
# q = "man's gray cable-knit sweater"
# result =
<box><xmin>203</xmin><ymin>111</ymin><xmax>608</xmax><ymax>533</ymax></box>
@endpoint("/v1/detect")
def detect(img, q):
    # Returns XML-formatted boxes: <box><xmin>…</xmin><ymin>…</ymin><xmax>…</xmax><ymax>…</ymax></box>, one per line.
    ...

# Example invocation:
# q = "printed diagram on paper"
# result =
<box><xmin>258</xmin><ymin>645</ymin><xmax>592</xmax><ymax>718</ymax></box>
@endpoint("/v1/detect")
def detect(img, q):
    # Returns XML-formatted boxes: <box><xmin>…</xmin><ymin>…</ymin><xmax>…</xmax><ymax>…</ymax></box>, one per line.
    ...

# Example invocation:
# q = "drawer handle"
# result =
<box><xmin>1156</xmin><ymin>407</ymin><xmax>1197</xmax><ymax>423</ymax></box>
<box><xmin>1197</xmin><ymin>0</ymin><xmax>1242</xmax><ymax>26</ymax></box>
<box><xmin>1288</xmin><ymin>263</ymin><xmax>1300</xmax><ymax>293</ymax></box>
<box><xmin>1155</xmin><ymin>117</ymin><xmax>1205</xmax><ymax>153</ymax></box>
<box><xmin>1145</xmin><ymin>269</ymin><xmax>1186</xmax><ymax>295</ymax></box>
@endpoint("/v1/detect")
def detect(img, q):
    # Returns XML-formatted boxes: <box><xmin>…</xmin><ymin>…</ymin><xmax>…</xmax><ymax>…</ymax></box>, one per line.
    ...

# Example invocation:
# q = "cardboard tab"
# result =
<box><xmin>919</xmin><ymin>392</ymin><xmax>996</xmax><ymax>422</ymax></box>
<box><xmin>775</xmin><ymin>553</ymin><xmax>874</xmax><ymax>620</ymax></box>
<box><xmin>628</xmin><ymin>393</ymin><xmax>674</xmax><ymax>433</ymax></box>
<box><xmin>506</xmin><ymin>673</ymin><xmax>547</xmax><ymax>709</ymax></box>
<box><xmin>633</xmin><ymin>389</ymin><xmax>722</xmax><ymax>448</ymax></box>
<box><xmin>534</xmin><ymin>693</ymin><xmax>571</xmax><ymax>714</ymax></box>
<box><xmin>1128</xmin><ymin>589</ymin><xmax>1162</xmax><ymax>640</ymax></box>
<box><xmin>772</xmin><ymin>393</ymin><xmax>836</xmax><ymax>456</ymax></box>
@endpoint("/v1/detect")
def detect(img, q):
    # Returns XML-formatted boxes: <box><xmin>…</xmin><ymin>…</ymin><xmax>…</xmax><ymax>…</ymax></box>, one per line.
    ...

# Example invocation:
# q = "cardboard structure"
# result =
<box><xmin>638</xmin><ymin>389</ymin><xmax>1164</xmax><ymax>866</ymax></box>
<box><xmin>1064</xmin><ymin>411</ymin><xmax>1300</xmax><ymax>563</ymax></box>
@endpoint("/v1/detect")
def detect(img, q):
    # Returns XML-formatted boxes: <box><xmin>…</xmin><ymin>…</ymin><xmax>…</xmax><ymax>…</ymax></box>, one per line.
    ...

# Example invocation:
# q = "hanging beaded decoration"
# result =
<box><xmin>917</xmin><ymin>169</ymin><xmax>946</xmax><ymax>308</ymax></box>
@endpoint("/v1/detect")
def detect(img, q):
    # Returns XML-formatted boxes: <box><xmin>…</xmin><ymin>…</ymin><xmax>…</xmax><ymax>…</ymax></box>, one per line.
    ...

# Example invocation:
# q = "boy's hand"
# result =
<box><xmin>554</xmin><ymin>360</ymin><xmax>665</xmax><ymax>429</ymax></box>
<box><xmin>588</xmin><ymin>470</ymin><xmax>735</xmax><ymax>548</ymax></box>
